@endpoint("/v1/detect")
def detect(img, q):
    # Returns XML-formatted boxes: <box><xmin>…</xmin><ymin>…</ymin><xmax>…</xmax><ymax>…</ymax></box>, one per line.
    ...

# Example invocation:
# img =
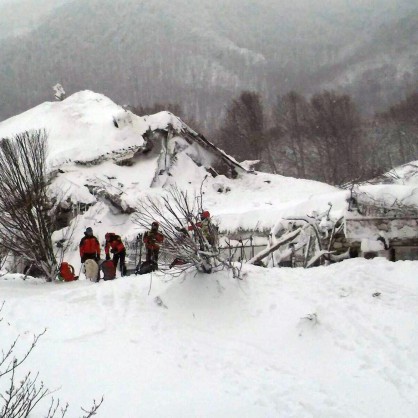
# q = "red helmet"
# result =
<box><xmin>200</xmin><ymin>211</ymin><xmax>210</xmax><ymax>219</ymax></box>
<box><xmin>105</xmin><ymin>232</ymin><xmax>115</xmax><ymax>240</ymax></box>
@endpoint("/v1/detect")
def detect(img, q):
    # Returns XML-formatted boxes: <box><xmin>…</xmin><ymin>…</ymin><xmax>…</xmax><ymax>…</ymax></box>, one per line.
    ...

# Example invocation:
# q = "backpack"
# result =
<box><xmin>101</xmin><ymin>260</ymin><xmax>117</xmax><ymax>280</ymax></box>
<box><xmin>58</xmin><ymin>262</ymin><xmax>77</xmax><ymax>282</ymax></box>
<box><xmin>136</xmin><ymin>260</ymin><xmax>158</xmax><ymax>275</ymax></box>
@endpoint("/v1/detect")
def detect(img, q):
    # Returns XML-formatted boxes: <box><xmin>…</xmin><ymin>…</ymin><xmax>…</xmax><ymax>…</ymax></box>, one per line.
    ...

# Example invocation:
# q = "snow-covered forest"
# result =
<box><xmin>1</xmin><ymin>0</ymin><xmax>418</xmax><ymax>127</ymax></box>
<box><xmin>0</xmin><ymin>1</ymin><xmax>418</xmax><ymax>417</ymax></box>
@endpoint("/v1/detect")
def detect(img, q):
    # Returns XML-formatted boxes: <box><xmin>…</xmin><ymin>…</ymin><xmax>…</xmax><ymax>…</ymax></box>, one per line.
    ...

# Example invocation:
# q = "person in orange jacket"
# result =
<box><xmin>105</xmin><ymin>232</ymin><xmax>127</xmax><ymax>276</ymax></box>
<box><xmin>143</xmin><ymin>221</ymin><xmax>164</xmax><ymax>266</ymax></box>
<box><xmin>79</xmin><ymin>227</ymin><xmax>101</xmax><ymax>263</ymax></box>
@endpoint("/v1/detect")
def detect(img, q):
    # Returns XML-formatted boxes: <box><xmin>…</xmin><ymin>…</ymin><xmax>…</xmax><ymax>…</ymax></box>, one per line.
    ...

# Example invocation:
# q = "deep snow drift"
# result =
<box><xmin>1</xmin><ymin>258</ymin><xmax>418</xmax><ymax>417</ymax></box>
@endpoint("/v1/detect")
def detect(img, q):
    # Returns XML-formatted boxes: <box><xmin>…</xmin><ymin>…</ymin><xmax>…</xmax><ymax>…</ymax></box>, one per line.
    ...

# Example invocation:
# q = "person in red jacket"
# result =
<box><xmin>143</xmin><ymin>221</ymin><xmax>164</xmax><ymax>266</ymax></box>
<box><xmin>105</xmin><ymin>232</ymin><xmax>127</xmax><ymax>276</ymax></box>
<box><xmin>79</xmin><ymin>227</ymin><xmax>101</xmax><ymax>263</ymax></box>
<box><xmin>188</xmin><ymin>210</ymin><xmax>215</xmax><ymax>246</ymax></box>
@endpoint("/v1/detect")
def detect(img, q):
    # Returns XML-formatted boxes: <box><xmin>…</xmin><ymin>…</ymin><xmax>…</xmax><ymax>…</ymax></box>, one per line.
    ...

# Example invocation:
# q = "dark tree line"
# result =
<box><xmin>217</xmin><ymin>91</ymin><xmax>265</xmax><ymax>162</ymax></box>
<box><xmin>373</xmin><ymin>92</ymin><xmax>418</xmax><ymax>168</ymax></box>
<box><xmin>215</xmin><ymin>89</ymin><xmax>418</xmax><ymax>185</ymax></box>
<box><xmin>1</xmin><ymin>0</ymin><xmax>417</xmax><ymax>134</ymax></box>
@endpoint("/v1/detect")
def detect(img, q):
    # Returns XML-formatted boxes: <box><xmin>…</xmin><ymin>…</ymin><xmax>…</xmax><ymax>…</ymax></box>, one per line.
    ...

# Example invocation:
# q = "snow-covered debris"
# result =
<box><xmin>1</xmin><ymin>90</ymin><xmax>416</xmax><ymax>253</ymax></box>
<box><xmin>0</xmin><ymin>90</ymin><xmax>348</xmax><ymax>236</ymax></box>
<box><xmin>0</xmin><ymin>91</ymin><xmax>146</xmax><ymax>166</ymax></box>
<box><xmin>356</xmin><ymin>184</ymin><xmax>418</xmax><ymax>208</ymax></box>
<box><xmin>361</xmin><ymin>238</ymin><xmax>385</xmax><ymax>252</ymax></box>
<box><xmin>370</xmin><ymin>161</ymin><xmax>418</xmax><ymax>186</ymax></box>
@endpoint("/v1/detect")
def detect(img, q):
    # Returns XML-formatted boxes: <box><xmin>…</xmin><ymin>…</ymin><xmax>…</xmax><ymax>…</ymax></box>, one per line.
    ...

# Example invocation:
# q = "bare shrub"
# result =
<box><xmin>133</xmin><ymin>185</ymin><xmax>242</xmax><ymax>278</ymax></box>
<box><xmin>0</xmin><ymin>302</ymin><xmax>103</xmax><ymax>417</ymax></box>
<box><xmin>0</xmin><ymin>130</ymin><xmax>58</xmax><ymax>280</ymax></box>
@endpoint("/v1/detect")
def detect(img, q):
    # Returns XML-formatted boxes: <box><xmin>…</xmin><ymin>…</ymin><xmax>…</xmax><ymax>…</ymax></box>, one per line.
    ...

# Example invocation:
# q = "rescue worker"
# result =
<box><xmin>79</xmin><ymin>227</ymin><xmax>101</xmax><ymax>263</ymax></box>
<box><xmin>188</xmin><ymin>210</ymin><xmax>215</xmax><ymax>246</ymax></box>
<box><xmin>143</xmin><ymin>221</ymin><xmax>164</xmax><ymax>267</ymax></box>
<box><xmin>105</xmin><ymin>232</ymin><xmax>127</xmax><ymax>276</ymax></box>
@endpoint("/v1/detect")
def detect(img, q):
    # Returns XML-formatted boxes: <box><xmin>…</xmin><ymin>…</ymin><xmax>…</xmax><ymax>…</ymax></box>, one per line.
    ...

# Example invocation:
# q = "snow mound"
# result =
<box><xmin>0</xmin><ymin>90</ymin><xmax>181</xmax><ymax>168</ymax></box>
<box><xmin>372</xmin><ymin>161</ymin><xmax>418</xmax><ymax>185</ymax></box>
<box><xmin>1</xmin><ymin>258</ymin><xmax>417</xmax><ymax>417</ymax></box>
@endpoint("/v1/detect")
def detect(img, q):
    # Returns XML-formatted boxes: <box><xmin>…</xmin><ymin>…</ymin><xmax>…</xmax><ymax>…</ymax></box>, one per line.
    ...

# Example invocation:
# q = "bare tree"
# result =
<box><xmin>0</xmin><ymin>302</ymin><xmax>103</xmax><ymax>417</ymax></box>
<box><xmin>133</xmin><ymin>186</ymin><xmax>242</xmax><ymax>278</ymax></box>
<box><xmin>217</xmin><ymin>91</ymin><xmax>265</xmax><ymax>162</ymax></box>
<box><xmin>309</xmin><ymin>91</ymin><xmax>362</xmax><ymax>184</ymax></box>
<box><xmin>0</xmin><ymin>130</ymin><xmax>57</xmax><ymax>280</ymax></box>
<box><xmin>0</xmin><ymin>245</ymin><xmax>9</xmax><ymax>275</ymax></box>
<box><xmin>376</xmin><ymin>91</ymin><xmax>418</xmax><ymax>166</ymax></box>
<box><xmin>272</xmin><ymin>91</ymin><xmax>311</xmax><ymax>178</ymax></box>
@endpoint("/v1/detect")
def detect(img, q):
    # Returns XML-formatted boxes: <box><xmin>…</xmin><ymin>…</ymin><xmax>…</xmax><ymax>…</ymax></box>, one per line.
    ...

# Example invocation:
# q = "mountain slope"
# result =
<box><xmin>0</xmin><ymin>0</ymin><xmax>417</xmax><ymax>127</ymax></box>
<box><xmin>0</xmin><ymin>0</ymin><xmax>70</xmax><ymax>39</ymax></box>
<box><xmin>313</xmin><ymin>13</ymin><xmax>418</xmax><ymax>112</ymax></box>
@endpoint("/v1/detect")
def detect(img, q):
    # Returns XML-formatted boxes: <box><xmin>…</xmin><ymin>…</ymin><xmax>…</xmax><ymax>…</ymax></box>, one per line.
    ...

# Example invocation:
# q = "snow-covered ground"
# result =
<box><xmin>1</xmin><ymin>258</ymin><xmax>418</xmax><ymax>417</ymax></box>
<box><xmin>1</xmin><ymin>91</ymin><xmax>418</xmax><ymax>417</ymax></box>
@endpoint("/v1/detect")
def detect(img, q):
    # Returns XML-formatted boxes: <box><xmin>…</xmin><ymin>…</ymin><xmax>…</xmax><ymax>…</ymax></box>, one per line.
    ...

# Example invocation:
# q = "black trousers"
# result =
<box><xmin>81</xmin><ymin>253</ymin><xmax>99</xmax><ymax>263</ymax></box>
<box><xmin>113</xmin><ymin>250</ymin><xmax>126</xmax><ymax>276</ymax></box>
<box><xmin>146</xmin><ymin>248</ymin><xmax>160</xmax><ymax>263</ymax></box>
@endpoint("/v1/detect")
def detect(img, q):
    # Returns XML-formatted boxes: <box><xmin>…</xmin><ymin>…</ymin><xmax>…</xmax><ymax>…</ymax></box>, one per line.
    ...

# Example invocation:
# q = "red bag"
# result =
<box><xmin>101</xmin><ymin>260</ymin><xmax>116</xmax><ymax>280</ymax></box>
<box><xmin>59</xmin><ymin>262</ymin><xmax>77</xmax><ymax>282</ymax></box>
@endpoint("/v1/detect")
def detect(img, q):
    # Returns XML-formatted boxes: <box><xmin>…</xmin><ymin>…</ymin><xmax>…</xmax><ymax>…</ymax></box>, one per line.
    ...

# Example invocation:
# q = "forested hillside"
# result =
<box><xmin>0</xmin><ymin>0</ymin><xmax>417</xmax><ymax>129</ymax></box>
<box><xmin>0</xmin><ymin>0</ymin><xmax>69</xmax><ymax>39</ymax></box>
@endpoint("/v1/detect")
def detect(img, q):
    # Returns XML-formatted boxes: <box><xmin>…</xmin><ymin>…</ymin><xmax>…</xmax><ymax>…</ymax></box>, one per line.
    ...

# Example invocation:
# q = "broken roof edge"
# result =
<box><xmin>167</xmin><ymin>116</ymin><xmax>251</xmax><ymax>175</ymax></box>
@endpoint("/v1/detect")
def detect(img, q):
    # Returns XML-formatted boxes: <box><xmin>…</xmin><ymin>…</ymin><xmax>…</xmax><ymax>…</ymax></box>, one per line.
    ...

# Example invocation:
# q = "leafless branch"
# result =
<box><xmin>0</xmin><ymin>130</ymin><xmax>58</xmax><ymax>280</ymax></box>
<box><xmin>133</xmin><ymin>185</ymin><xmax>242</xmax><ymax>278</ymax></box>
<box><xmin>0</xmin><ymin>302</ymin><xmax>103</xmax><ymax>417</ymax></box>
<box><xmin>80</xmin><ymin>396</ymin><xmax>104</xmax><ymax>418</ymax></box>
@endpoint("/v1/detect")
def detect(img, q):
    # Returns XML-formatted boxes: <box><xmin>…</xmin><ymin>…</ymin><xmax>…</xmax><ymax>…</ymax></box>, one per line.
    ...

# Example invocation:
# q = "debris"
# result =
<box><xmin>154</xmin><ymin>296</ymin><xmax>168</xmax><ymax>309</ymax></box>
